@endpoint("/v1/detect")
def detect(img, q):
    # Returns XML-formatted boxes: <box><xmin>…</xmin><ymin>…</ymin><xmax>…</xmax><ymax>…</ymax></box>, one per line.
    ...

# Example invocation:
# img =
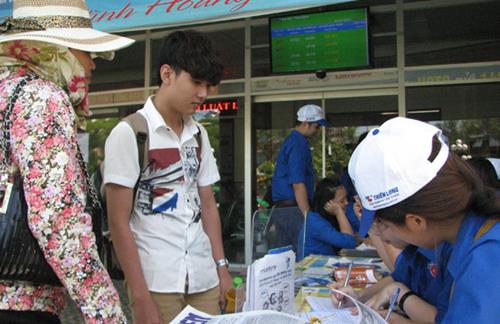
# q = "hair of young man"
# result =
<box><xmin>312</xmin><ymin>177</ymin><xmax>343</xmax><ymax>230</ymax></box>
<box><xmin>376</xmin><ymin>151</ymin><xmax>500</xmax><ymax>226</ymax></box>
<box><xmin>468</xmin><ymin>157</ymin><xmax>500</xmax><ymax>190</ymax></box>
<box><xmin>157</xmin><ymin>30</ymin><xmax>223</xmax><ymax>86</ymax></box>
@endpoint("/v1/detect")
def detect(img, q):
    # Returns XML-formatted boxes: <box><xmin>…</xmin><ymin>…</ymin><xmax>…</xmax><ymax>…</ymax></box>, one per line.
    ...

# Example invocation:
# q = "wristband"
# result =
<box><xmin>398</xmin><ymin>291</ymin><xmax>418</xmax><ymax>313</ymax></box>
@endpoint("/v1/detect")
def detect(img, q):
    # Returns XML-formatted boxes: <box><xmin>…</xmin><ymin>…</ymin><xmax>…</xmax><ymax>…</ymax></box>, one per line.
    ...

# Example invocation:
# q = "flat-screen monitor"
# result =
<box><xmin>269</xmin><ymin>8</ymin><xmax>370</xmax><ymax>74</ymax></box>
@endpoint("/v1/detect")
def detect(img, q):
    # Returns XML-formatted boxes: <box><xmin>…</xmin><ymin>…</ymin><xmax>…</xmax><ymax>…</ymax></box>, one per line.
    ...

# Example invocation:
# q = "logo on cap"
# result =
<box><xmin>366</xmin><ymin>187</ymin><xmax>400</xmax><ymax>208</ymax></box>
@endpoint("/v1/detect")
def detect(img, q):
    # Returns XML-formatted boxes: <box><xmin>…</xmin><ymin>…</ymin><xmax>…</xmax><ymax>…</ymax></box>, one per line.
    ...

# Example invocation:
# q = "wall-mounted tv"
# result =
<box><xmin>270</xmin><ymin>8</ymin><xmax>370</xmax><ymax>74</ymax></box>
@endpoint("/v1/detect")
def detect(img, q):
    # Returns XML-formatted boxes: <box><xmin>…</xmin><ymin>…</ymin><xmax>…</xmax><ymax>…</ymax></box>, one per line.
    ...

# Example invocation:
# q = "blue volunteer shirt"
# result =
<box><xmin>297</xmin><ymin>211</ymin><xmax>357</xmax><ymax>261</ymax></box>
<box><xmin>392</xmin><ymin>243</ymin><xmax>453</xmax><ymax>323</ymax></box>
<box><xmin>441</xmin><ymin>213</ymin><xmax>500</xmax><ymax>323</ymax></box>
<box><xmin>272</xmin><ymin>130</ymin><xmax>315</xmax><ymax>202</ymax></box>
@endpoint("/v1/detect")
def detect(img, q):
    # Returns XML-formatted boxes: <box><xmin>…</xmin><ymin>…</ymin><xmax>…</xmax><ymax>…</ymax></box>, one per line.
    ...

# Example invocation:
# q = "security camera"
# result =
<box><xmin>315</xmin><ymin>70</ymin><xmax>327</xmax><ymax>79</ymax></box>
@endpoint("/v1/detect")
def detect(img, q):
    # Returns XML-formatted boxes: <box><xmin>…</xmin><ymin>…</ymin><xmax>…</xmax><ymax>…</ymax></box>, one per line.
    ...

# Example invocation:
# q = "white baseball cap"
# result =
<box><xmin>297</xmin><ymin>104</ymin><xmax>331</xmax><ymax>127</ymax></box>
<box><xmin>348</xmin><ymin>117</ymin><xmax>449</xmax><ymax>237</ymax></box>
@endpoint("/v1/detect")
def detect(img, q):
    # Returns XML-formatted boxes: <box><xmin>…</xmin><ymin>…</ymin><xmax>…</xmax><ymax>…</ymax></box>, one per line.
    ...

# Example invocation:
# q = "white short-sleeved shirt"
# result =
<box><xmin>104</xmin><ymin>97</ymin><xmax>220</xmax><ymax>293</ymax></box>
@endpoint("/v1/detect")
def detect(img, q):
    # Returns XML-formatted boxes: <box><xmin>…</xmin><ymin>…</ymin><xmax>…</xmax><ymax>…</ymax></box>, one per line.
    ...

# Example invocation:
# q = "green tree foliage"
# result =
<box><xmin>86</xmin><ymin>117</ymin><xmax>120</xmax><ymax>174</ymax></box>
<box><xmin>439</xmin><ymin>118</ymin><xmax>500</xmax><ymax>156</ymax></box>
<box><xmin>311</xmin><ymin>127</ymin><xmax>358</xmax><ymax>178</ymax></box>
<box><xmin>255</xmin><ymin>126</ymin><xmax>358</xmax><ymax>197</ymax></box>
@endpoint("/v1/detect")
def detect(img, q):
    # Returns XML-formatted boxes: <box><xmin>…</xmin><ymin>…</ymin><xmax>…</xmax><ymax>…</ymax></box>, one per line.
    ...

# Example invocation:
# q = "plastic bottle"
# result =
<box><xmin>225</xmin><ymin>276</ymin><xmax>245</xmax><ymax>313</ymax></box>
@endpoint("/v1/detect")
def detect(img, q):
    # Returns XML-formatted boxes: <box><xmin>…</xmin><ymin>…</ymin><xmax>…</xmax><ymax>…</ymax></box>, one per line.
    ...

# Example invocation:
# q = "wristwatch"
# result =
<box><xmin>215</xmin><ymin>258</ymin><xmax>229</xmax><ymax>268</ymax></box>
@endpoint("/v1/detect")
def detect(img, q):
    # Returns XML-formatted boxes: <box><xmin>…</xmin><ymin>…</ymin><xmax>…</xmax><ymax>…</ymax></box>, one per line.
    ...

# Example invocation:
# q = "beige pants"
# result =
<box><xmin>128</xmin><ymin>283</ymin><xmax>220</xmax><ymax>324</ymax></box>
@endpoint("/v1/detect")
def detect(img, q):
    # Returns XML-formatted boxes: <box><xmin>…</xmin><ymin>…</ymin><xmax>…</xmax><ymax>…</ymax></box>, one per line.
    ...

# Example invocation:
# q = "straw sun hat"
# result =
<box><xmin>0</xmin><ymin>0</ymin><xmax>134</xmax><ymax>55</ymax></box>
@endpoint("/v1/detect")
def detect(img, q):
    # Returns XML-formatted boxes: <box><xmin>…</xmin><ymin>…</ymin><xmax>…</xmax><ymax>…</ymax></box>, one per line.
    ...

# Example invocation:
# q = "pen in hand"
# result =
<box><xmin>385</xmin><ymin>287</ymin><xmax>401</xmax><ymax>321</ymax></box>
<box><xmin>337</xmin><ymin>262</ymin><xmax>353</xmax><ymax>309</ymax></box>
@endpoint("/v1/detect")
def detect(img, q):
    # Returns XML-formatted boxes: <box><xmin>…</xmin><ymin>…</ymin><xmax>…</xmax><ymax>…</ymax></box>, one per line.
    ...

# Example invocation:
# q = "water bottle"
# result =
<box><xmin>225</xmin><ymin>276</ymin><xmax>245</xmax><ymax>313</ymax></box>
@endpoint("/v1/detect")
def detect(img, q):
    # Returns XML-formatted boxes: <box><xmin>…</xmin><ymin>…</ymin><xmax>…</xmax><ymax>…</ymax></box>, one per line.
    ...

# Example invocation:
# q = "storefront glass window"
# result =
<box><xmin>91</xmin><ymin>40</ymin><xmax>145</xmax><ymax>92</ymax></box>
<box><xmin>195</xmin><ymin>98</ymin><xmax>246</xmax><ymax>263</ymax></box>
<box><xmin>405</xmin><ymin>1</ymin><xmax>500</xmax><ymax>66</ymax></box>
<box><xmin>407</xmin><ymin>83</ymin><xmax>500</xmax><ymax>158</ymax></box>
<box><xmin>252</xmin><ymin>47</ymin><xmax>270</xmax><ymax>77</ymax></box>
<box><xmin>253</xmin><ymin>95</ymin><xmax>398</xmax><ymax>202</ymax></box>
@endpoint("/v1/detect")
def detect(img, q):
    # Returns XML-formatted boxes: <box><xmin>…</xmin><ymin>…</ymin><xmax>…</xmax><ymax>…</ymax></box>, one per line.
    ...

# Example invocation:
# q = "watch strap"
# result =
<box><xmin>215</xmin><ymin>258</ymin><xmax>229</xmax><ymax>268</ymax></box>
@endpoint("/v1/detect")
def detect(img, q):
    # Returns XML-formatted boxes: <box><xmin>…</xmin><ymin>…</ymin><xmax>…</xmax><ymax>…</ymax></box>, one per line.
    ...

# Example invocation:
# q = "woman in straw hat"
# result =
<box><xmin>335</xmin><ymin>117</ymin><xmax>500</xmax><ymax>323</ymax></box>
<box><xmin>0</xmin><ymin>0</ymin><xmax>133</xmax><ymax>323</ymax></box>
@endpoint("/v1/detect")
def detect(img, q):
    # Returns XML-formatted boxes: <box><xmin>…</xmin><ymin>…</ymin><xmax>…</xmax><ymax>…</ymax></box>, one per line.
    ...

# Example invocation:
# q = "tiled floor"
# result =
<box><xmin>60</xmin><ymin>280</ymin><xmax>132</xmax><ymax>323</ymax></box>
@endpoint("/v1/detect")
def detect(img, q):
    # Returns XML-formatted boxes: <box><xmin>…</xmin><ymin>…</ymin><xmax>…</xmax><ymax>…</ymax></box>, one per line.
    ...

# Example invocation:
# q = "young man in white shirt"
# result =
<box><xmin>104</xmin><ymin>30</ymin><xmax>232</xmax><ymax>324</ymax></box>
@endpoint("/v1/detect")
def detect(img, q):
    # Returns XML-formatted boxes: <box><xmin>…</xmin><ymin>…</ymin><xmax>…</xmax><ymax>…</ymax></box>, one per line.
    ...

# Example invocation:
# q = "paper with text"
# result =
<box><xmin>299</xmin><ymin>289</ymin><xmax>387</xmax><ymax>324</ymax></box>
<box><xmin>170</xmin><ymin>305</ymin><xmax>306</xmax><ymax>324</ymax></box>
<box><xmin>244</xmin><ymin>249</ymin><xmax>296</xmax><ymax>314</ymax></box>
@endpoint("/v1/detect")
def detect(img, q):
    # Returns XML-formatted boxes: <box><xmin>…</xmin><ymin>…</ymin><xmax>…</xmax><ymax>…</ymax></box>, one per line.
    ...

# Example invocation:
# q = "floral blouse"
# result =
<box><xmin>0</xmin><ymin>69</ymin><xmax>126</xmax><ymax>323</ymax></box>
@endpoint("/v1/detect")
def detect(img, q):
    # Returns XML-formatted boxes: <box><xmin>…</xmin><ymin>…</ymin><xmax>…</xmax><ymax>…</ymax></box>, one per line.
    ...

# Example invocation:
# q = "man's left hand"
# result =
<box><xmin>217</xmin><ymin>266</ymin><xmax>233</xmax><ymax>308</ymax></box>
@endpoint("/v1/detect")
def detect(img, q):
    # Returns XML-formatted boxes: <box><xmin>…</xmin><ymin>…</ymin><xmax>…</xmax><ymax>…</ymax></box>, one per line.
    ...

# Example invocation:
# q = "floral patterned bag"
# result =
<box><xmin>0</xmin><ymin>76</ymin><xmax>103</xmax><ymax>285</ymax></box>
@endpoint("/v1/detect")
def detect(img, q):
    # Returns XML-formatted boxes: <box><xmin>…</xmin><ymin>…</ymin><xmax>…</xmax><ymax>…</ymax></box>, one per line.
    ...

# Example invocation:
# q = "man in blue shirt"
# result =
<box><xmin>269</xmin><ymin>104</ymin><xmax>331</xmax><ymax>251</ymax></box>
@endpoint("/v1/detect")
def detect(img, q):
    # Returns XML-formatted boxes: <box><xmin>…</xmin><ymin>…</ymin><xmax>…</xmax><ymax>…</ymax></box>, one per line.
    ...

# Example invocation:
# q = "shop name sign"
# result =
<box><xmin>90</xmin><ymin>0</ymin><xmax>251</xmax><ymax>23</ymax></box>
<box><xmin>197</xmin><ymin>99</ymin><xmax>239</xmax><ymax>113</ymax></box>
<box><xmin>0</xmin><ymin>1</ymin><xmax>355</xmax><ymax>32</ymax></box>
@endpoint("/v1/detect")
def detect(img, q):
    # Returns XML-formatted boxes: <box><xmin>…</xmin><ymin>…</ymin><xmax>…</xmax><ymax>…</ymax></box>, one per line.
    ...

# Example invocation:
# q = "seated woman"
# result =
<box><xmin>297</xmin><ymin>177</ymin><xmax>357</xmax><ymax>260</ymax></box>
<box><xmin>340</xmin><ymin>117</ymin><xmax>500</xmax><ymax>323</ymax></box>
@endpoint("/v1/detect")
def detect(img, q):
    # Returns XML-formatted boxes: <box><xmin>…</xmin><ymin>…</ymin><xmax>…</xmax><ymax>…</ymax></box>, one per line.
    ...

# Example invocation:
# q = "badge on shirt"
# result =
<box><xmin>428</xmin><ymin>262</ymin><xmax>439</xmax><ymax>278</ymax></box>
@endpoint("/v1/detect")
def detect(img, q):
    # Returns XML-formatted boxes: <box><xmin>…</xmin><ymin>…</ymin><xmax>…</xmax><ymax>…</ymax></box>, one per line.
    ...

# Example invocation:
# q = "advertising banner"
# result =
<box><xmin>0</xmin><ymin>0</ymin><xmax>355</xmax><ymax>32</ymax></box>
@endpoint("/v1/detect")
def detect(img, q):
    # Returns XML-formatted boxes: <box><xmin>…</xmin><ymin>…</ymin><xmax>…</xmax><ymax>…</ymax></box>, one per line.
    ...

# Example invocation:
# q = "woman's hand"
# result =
<box><xmin>324</xmin><ymin>199</ymin><xmax>344</xmax><ymax>216</ymax></box>
<box><xmin>329</xmin><ymin>282</ymin><xmax>358</xmax><ymax>308</ymax></box>
<box><xmin>365</xmin><ymin>282</ymin><xmax>409</xmax><ymax>311</ymax></box>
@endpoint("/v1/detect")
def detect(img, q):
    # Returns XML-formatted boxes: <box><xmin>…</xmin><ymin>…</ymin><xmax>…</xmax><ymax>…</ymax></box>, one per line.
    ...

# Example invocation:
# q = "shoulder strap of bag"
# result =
<box><xmin>1</xmin><ymin>76</ymin><xmax>36</xmax><ymax>170</ymax></box>
<box><xmin>123</xmin><ymin>112</ymin><xmax>149</xmax><ymax>171</ymax></box>
<box><xmin>195</xmin><ymin>124</ymin><xmax>202</xmax><ymax>154</ymax></box>
<box><xmin>122</xmin><ymin>114</ymin><xmax>201</xmax><ymax>169</ymax></box>
<box><xmin>474</xmin><ymin>218</ymin><xmax>500</xmax><ymax>241</ymax></box>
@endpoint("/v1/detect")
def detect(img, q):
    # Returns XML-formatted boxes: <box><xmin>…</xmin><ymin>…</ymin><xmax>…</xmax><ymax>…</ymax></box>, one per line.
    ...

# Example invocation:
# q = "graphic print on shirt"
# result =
<box><xmin>135</xmin><ymin>144</ymin><xmax>201</xmax><ymax>217</ymax></box>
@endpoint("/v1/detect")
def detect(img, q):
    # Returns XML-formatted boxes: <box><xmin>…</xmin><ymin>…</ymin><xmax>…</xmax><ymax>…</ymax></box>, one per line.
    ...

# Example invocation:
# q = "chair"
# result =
<box><xmin>251</xmin><ymin>206</ymin><xmax>304</xmax><ymax>262</ymax></box>
<box><xmin>222</xmin><ymin>200</ymin><xmax>245</xmax><ymax>263</ymax></box>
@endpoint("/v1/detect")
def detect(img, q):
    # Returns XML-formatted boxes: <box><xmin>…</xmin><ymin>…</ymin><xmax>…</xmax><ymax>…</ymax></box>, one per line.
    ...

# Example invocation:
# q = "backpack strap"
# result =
<box><xmin>474</xmin><ymin>218</ymin><xmax>500</xmax><ymax>241</ymax></box>
<box><xmin>195</xmin><ymin>124</ymin><xmax>202</xmax><ymax>156</ymax></box>
<box><xmin>123</xmin><ymin>112</ymin><xmax>149</xmax><ymax>171</ymax></box>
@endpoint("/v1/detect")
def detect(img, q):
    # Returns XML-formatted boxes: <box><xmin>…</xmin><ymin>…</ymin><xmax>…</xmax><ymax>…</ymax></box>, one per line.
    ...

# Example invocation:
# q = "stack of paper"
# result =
<box><xmin>243</xmin><ymin>248</ymin><xmax>296</xmax><ymax>314</ymax></box>
<box><xmin>171</xmin><ymin>305</ymin><xmax>305</xmax><ymax>324</ymax></box>
<box><xmin>297</xmin><ymin>289</ymin><xmax>388</xmax><ymax>324</ymax></box>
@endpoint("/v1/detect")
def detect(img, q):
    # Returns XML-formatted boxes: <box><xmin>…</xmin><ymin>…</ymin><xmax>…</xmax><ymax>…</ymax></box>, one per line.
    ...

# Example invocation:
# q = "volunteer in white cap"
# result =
<box><xmin>346</xmin><ymin>117</ymin><xmax>500</xmax><ymax>323</ymax></box>
<box><xmin>270</xmin><ymin>104</ymin><xmax>331</xmax><ymax>252</ymax></box>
